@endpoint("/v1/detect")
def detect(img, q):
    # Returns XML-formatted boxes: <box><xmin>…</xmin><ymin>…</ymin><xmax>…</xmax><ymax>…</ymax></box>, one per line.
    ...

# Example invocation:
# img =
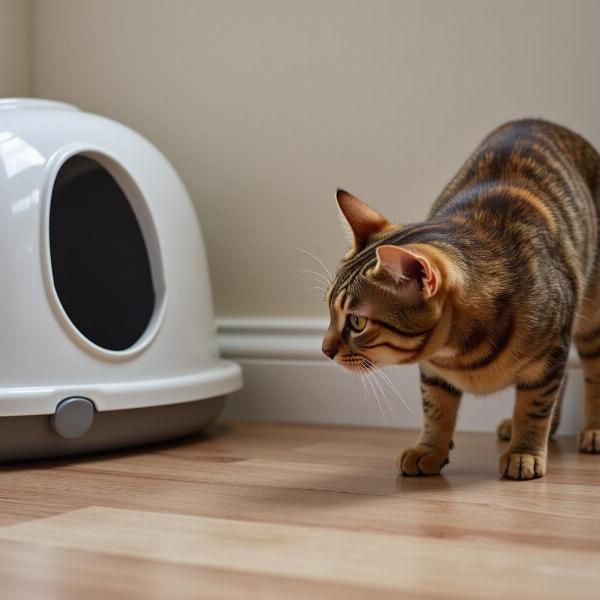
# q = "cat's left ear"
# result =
<box><xmin>336</xmin><ymin>189</ymin><xmax>392</xmax><ymax>252</ymax></box>
<box><xmin>374</xmin><ymin>244</ymin><xmax>448</xmax><ymax>299</ymax></box>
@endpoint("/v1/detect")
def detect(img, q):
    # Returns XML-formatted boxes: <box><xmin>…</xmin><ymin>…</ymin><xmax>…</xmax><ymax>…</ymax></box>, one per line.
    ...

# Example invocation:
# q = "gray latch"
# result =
<box><xmin>51</xmin><ymin>397</ymin><xmax>95</xmax><ymax>439</ymax></box>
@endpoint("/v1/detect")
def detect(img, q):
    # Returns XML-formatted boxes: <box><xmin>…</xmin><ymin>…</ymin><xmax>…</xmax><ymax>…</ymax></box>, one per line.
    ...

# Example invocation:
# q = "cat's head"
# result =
<box><xmin>322</xmin><ymin>190</ymin><xmax>464</xmax><ymax>370</ymax></box>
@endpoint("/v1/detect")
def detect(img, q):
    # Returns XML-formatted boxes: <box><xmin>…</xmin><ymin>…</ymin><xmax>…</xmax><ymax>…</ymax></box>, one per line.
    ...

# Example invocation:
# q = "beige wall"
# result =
<box><xmin>0</xmin><ymin>0</ymin><xmax>30</xmax><ymax>96</ymax></box>
<box><xmin>28</xmin><ymin>0</ymin><xmax>600</xmax><ymax>319</ymax></box>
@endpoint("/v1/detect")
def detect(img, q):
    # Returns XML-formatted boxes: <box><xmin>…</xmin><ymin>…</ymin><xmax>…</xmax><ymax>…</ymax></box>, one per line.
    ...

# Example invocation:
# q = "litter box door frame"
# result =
<box><xmin>40</xmin><ymin>143</ymin><xmax>168</xmax><ymax>361</ymax></box>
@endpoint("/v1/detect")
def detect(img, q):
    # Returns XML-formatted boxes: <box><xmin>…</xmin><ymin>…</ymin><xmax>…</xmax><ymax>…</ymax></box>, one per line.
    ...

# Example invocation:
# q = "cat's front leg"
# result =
<box><xmin>398</xmin><ymin>367</ymin><xmax>462</xmax><ymax>476</ymax></box>
<box><xmin>500</xmin><ymin>366</ymin><xmax>567</xmax><ymax>480</ymax></box>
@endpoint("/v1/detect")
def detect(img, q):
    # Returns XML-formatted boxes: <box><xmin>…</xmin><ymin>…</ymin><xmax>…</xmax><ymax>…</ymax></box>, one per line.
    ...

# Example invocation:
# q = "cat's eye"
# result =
<box><xmin>349</xmin><ymin>314</ymin><xmax>367</xmax><ymax>332</ymax></box>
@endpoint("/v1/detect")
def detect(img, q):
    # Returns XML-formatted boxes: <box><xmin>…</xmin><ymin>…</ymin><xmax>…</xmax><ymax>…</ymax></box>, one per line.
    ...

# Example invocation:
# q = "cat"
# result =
<box><xmin>322</xmin><ymin>119</ymin><xmax>600</xmax><ymax>480</ymax></box>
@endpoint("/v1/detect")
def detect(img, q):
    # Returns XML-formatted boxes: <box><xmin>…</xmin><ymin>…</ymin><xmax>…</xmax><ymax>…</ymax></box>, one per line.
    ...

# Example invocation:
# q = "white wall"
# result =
<box><xmin>0</xmin><ymin>0</ymin><xmax>30</xmax><ymax>96</ymax></box>
<box><xmin>31</xmin><ymin>0</ymin><xmax>600</xmax><ymax>320</ymax></box>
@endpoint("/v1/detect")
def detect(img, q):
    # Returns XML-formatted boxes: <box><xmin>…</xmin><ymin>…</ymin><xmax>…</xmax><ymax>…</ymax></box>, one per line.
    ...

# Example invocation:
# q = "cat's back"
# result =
<box><xmin>430</xmin><ymin>119</ymin><xmax>600</xmax><ymax>279</ymax></box>
<box><xmin>431</xmin><ymin>118</ymin><xmax>600</xmax><ymax>221</ymax></box>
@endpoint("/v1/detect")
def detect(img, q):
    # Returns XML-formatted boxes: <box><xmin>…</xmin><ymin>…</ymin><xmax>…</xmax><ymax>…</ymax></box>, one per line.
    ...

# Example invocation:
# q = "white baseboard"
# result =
<box><xmin>218</xmin><ymin>318</ymin><xmax>330</xmax><ymax>360</ymax></box>
<box><xmin>218</xmin><ymin>318</ymin><xmax>584</xmax><ymax>435</ymax></box>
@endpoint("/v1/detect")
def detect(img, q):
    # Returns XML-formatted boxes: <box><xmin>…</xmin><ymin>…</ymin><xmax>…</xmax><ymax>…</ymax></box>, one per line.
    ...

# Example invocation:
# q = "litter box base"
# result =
<box><xmin>0</xmin><ymin>396</ymin><xmax>225</xmax><ymax>461</ymax></box>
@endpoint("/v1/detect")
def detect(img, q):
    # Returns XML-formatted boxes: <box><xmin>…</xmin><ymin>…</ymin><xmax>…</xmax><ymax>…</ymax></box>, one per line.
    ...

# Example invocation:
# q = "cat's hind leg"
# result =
<box><xmin>574</xmin><ymin>280</ymin><xmax>600</xmax><ymax>453</ymax></box>
<box><xmin>575</xmin><ymin>349</ymin><xmax>600</xmax><ymax>453</ymax></box>
<box><xmin>496</xmin><ymin>380</ymin><xmax>564</xmax><ymax>442</ymax></box>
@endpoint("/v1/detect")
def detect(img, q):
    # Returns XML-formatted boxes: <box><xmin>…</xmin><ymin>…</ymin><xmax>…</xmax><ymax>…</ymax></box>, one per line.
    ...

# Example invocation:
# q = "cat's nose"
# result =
<box><xmin>322</xmin><ymin>327</ymin><xmax>340</xmax><ymax>360</ymax></box>
<box><xmin>322</xmin><ymin>346</ymin><xmax>337</xmax><ymax>360</ymax></box>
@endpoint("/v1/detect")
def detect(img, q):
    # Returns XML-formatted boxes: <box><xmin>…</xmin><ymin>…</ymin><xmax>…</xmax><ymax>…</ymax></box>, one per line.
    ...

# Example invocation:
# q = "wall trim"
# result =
<box><xmin>217</xmin><ymin>317</ymin><xmax>582</xmax><ymax>367</ymax></box>
<box><xmin>218</xmin><ymin>317</ymin><xmax>329</xmax><ymax>360</ymax></box>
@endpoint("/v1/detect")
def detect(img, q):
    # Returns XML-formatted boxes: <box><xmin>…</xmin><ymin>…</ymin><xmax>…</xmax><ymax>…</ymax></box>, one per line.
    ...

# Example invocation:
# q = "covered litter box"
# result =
<box><xmin>0</xmin><ymin>98</ymin><xmax>242</xmax><ymax>460</ymax></box>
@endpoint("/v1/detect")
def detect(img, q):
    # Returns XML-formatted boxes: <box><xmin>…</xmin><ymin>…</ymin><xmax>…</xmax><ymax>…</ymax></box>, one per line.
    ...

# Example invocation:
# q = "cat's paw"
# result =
<box><xmin>499</xmin><ymin>451</ymin><xmax>546</xmax><ymax>480</ymax></box>
<box><xmin>397</xmin><ymin>446</ymin><xmax>449</xmax><ymax>476</ymax></box>
<box><xmin>496</xmin><ymin>418</ymin><xmax>512</xmax><ymax>441</ymax></box>
<box><xmin>579</xmin><ymin>429</ymin><xmax>600</xmax><ymax>453</ymax></box>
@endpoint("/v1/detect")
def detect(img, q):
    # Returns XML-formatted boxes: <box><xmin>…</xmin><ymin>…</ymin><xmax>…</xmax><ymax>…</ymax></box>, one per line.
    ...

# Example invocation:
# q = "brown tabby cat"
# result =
<box><xmin>322</xmin><ymin>119</ymin><xmax>600</xmax><ymax>480</ymax></box>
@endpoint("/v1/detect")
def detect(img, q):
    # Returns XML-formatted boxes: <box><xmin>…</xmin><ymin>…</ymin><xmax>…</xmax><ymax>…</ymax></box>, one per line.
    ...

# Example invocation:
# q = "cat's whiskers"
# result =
<box><xmin>357</xmin><ymin>366</ymin><xmax>370</xmax><ymax>411</ymax></box>
<box><xmin>300</xmin><ymin>269</ymin><xmax>333</xmax><ymax>286</ymax></box>
<box><xmin>293</xmin><ymin>246</ymin><xmax>334</xmax><ymax>284</ymax></box>
<box><xmin>307</xmin><ymin>286</ymin><xmax>329</xmax><ymax>298</ymax></box>
<box><xmin>364</xmin><ymin>358</ymin><xmax>414</xmax><ymax>416</ymax></box>
<box><xmin>357</xmin><ymin>363</ymin><xmax>387</xmax><ymax>425</ymax></box>
<box><xmin>363</xmin><ymin>358</ymin><xmax>403</xmax><ymax>398</ymax></box>
<box><xmin>305</xmin><ymin>227</ymin><xmax>335</xmax><ymax>274</ymax></box>
<box><xmin>364</xmin><ymin>364</ymin><xmax>397</xmax><ymax>423</ymax></box>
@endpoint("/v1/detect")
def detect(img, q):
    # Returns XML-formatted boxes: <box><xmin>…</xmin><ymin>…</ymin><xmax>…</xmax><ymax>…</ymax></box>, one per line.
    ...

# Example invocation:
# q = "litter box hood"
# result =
<box><xmin>0</xmin><ymin>98</ymin><xmax>242</xmax><ymax>459</ymax></box>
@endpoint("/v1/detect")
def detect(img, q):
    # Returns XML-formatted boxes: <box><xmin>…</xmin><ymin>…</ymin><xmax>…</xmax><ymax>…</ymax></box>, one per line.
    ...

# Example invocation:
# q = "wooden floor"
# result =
<box><xmin>1</xmin><ymin>422</ymin><xmax>600</xmax><ymax>599</ymax></box>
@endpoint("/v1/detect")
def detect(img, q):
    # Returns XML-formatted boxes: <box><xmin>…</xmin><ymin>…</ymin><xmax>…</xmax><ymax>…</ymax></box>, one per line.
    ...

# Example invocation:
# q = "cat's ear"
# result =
<box><xmin>374</xmin><ymin>244</ymin><xmax>444</xmax><ymax>299</ymax></box>
<box><xmin>336</xmin><ymin>189</ymin><xmax>391</xmax><ymax>251</ymax></box>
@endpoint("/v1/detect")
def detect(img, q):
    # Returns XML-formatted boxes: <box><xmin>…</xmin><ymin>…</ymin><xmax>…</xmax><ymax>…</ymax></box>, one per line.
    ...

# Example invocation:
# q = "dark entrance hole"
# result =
<box><xmin>49</xmin><ymin>155</ymin><xmax>155</xmax><ymax>351</ymax></box>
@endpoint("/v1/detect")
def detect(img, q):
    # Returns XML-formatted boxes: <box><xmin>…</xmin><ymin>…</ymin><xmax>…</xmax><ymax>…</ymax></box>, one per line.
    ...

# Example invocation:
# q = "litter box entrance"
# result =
<box><xmin>49</xmin><ymin>155</ymin><xmax>155</xmax><ymax>351</ymax></box>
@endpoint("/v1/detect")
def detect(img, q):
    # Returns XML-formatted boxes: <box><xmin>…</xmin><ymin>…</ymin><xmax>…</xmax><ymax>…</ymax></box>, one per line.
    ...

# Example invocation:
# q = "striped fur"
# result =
<box><xmin>322</xmin><ymin>119</ymin><xmax>600</xmax><ymax>479</ymax></box>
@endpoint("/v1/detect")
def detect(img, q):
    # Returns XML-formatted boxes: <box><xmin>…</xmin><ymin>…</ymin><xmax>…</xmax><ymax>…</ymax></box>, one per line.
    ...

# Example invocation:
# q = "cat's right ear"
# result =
<box><xmin>336</xmin><ymin>189</ymin><xmax>391</xmax><ymax>252</ymax></box>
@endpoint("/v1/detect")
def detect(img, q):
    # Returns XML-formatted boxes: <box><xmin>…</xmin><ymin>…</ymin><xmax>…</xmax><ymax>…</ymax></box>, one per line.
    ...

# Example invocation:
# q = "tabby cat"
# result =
<box><xmin>322</xmin><ymin>119</ymin><xmax>600</xmax><ymax>480</ymax></box>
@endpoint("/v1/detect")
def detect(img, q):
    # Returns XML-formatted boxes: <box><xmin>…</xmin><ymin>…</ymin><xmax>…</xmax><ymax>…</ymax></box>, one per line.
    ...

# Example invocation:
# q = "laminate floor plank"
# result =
<box><xmin>0</xmin><ymin>422</ymin><xmax>598</xmax><ymax>598</ymax></box>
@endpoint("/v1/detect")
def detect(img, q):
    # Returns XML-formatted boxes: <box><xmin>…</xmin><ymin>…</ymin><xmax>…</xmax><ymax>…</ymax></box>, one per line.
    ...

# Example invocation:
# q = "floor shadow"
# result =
<box><xmin>0</xmin><ymin>422</ymin><xmax>232</xmax><ymax>472</ymax></box>
<box><xmin>239</xmin><ymin>462</ymin><xmax>485</xmax><ymax>514</ymax></box>
<box><xmin>394</xmin><ymin>472</ymin><xmax>456</xmax><ymax>494</ymax></box>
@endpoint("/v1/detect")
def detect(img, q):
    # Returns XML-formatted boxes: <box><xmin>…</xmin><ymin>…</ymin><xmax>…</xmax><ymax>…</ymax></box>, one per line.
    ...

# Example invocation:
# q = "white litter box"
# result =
<box><xmin>0</xmin><ymin>98</ymin><xmax>242</xmax><ymax>460</ymax></box>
